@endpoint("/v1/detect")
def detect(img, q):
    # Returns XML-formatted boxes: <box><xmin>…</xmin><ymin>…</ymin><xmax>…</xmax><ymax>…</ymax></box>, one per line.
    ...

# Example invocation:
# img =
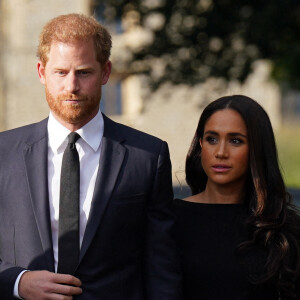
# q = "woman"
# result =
<box><xmin>173</xmin><ymin>95</ymin><xmax>300</xmax><ymax>299</ymax></box>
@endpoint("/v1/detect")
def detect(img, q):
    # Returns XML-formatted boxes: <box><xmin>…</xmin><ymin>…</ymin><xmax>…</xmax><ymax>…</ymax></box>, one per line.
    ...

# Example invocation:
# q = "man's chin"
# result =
<box><xmin>48</xmin><ymin>100</ymin><xmax>100</xmax><ymax>127</ymax></box>
<box><xmin>54</xmin><ymin>108</ymin><xmax>98</xmax><ymax>126</ymax></box>
<box><xmin>52</xmin><ymin>109</ymin><xmax>85</xmax><ymax>124</ymax></box>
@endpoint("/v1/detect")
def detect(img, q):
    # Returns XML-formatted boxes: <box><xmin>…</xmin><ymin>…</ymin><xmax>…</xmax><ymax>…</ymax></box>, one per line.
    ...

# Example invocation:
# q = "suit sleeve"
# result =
<box><xmin>144</xmin><ymin>141</ymin><xmax>182</xmax><ymax>300</ymax></box>
<box><xmin>0</xmin><ymin>259</ymin><xmax>26</xmax><ymax>299</ymax></box>
<box><xmin>0</xmin><ymin>135</ymin><xmax>29</xmax><ymax>298</ymax></box>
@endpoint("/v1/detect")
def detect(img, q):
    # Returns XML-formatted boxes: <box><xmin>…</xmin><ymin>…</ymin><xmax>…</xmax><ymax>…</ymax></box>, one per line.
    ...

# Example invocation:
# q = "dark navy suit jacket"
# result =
<box><xmin>0</xmin><ymin>114</ymin><xmax>181</xmax><ymax>299</ymax></box>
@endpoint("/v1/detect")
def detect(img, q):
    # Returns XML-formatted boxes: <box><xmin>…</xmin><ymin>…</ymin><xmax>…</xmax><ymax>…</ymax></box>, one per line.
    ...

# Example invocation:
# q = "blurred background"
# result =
<box><xmin>0</xmin><ymin>0</ymin><xmax>299</xmax><ymax>202</ymax></box>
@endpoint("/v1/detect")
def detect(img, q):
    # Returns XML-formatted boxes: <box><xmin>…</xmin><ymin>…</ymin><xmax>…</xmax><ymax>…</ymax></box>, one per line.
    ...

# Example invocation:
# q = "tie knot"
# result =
<box><xmin>68</xmin><ymin>132</ymin><xmax>80</xmax><ymax>144</ymax></box>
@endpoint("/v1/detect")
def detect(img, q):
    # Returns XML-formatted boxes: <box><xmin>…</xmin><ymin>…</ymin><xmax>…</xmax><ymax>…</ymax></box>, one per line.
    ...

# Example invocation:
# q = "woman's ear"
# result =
<box><xmin>199</xmin><ymin>138</ymin><xmax>203</xmax><ymax>148</ymax></box>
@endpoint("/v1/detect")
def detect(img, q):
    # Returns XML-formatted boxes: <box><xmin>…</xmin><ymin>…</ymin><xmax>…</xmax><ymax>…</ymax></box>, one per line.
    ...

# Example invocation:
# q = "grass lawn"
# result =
<box><xmin>275</xmin><ymin>123</ymin><xmax>300</xmax><ymax>189</ymax></box>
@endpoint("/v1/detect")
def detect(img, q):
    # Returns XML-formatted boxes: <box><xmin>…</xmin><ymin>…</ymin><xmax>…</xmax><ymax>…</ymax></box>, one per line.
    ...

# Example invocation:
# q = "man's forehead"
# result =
<box><xmin>47</xmin><ymin>39</ymin><xmax>96</xmax><ymax>58</ymax></box>
<box><xmin>43</xmin><ymin>39</ymin><xmax>99</xmax><ymax>69</ymax></box>
<box><xmin>49</xmin><ymin>38</ymin><xmax>94</xmax><ymax>50</ymax></box>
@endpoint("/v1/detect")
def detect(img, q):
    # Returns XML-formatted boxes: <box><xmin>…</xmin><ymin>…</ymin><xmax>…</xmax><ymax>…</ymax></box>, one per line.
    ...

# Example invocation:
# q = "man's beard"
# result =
<box><xmin>45</xmin><ymin>86</ymin><xmax>101</xmax><ymax>124</ymax></box>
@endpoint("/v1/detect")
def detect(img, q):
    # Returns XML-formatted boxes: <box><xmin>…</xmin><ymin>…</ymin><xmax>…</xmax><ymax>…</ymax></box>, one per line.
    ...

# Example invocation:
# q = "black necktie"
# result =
<box><xmin>57</xmin><ymin>132</ymin><xmax>80</xmax><ymax>274</ymax></box>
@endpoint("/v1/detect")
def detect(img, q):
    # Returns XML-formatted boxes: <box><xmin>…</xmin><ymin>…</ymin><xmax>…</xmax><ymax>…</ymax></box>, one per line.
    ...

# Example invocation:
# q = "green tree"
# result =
<box><xmin>95</xmin><ymin>0</ymin><xmax>300</xmax><ymax>89</ymax></box>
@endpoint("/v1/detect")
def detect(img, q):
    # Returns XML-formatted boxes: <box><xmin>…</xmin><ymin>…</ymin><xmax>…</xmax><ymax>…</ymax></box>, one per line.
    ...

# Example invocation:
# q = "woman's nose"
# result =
<box><xmin>215</xmin><ymin>141</ymin><xmax>229</xmax><ymax>159</ymax></box>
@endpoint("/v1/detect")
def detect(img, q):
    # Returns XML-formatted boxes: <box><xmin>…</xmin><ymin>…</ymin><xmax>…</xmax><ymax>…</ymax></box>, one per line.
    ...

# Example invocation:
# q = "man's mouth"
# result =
<box><xmin>64</xmin><ymin>98</ymin><xmax>84</xmax><ymax>103</ymax></box>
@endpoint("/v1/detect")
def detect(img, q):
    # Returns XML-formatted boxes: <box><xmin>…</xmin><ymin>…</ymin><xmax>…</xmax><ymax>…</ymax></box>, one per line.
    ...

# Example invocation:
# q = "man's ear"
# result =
<box><xmin>101</xmin><ymin>60</ymin><xmax>112</xmax><ymax>85</ymax></box>
<box><xmin>37</xmin><ymin>61</ymin><xmax>46</xmax><ymax>85</ymax></box>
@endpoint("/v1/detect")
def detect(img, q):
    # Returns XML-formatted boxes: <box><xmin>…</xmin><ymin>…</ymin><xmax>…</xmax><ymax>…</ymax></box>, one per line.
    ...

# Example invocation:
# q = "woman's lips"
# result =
<box><xmin>212</xmin><ymin>164</ymin><xmax>232</xmax><ymax>172</ymax></box>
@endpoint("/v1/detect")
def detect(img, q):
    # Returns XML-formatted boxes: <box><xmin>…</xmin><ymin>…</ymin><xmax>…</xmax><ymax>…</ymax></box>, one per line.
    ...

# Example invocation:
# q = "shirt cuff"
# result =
<box><xmin>13</xmin><ymin>270</ymin><xmax>28</xmax><ymax>299</ymax></box>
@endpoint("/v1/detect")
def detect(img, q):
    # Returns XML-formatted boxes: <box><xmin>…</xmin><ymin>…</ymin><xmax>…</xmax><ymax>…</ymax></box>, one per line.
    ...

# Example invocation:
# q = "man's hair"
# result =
<box><xmin>37</xmin><ymin>13</ymin><xmax>112</xmax><ymax>66</ymax></box>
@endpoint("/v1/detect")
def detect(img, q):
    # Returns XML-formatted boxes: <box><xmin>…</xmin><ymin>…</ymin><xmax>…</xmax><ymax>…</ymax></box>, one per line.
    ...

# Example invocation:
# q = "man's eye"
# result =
<box><xmin>206</xmin><ymin>136</ymin><xmax>217</xmax><ymax>144</ymax></box>
<box><xmin>77</xmin><ymin>70</ymin><xmax>90</xmax><ymax>76</ymax></box>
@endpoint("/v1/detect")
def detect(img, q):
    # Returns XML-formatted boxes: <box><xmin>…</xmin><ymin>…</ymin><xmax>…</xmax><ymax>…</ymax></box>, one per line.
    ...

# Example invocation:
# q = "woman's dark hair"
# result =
<box><xmin>186</xmin><ymin>95</ymin><xmax>300</xmax><ymax>299</ymax></box>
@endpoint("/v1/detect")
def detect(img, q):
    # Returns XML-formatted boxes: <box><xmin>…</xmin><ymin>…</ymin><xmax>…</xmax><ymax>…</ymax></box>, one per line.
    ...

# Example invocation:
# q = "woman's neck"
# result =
<box><xmin>185</xmin><ymin>181</ymin><xmax>246</xmax><ymax>204</ymax></box>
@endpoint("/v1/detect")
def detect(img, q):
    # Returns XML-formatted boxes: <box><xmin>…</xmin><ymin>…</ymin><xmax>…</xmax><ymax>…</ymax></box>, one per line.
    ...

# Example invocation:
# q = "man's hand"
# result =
<box><xmin>19</xmin><ymin>270</ymin><xmax>82</xmax><ymax>300</ymax></box>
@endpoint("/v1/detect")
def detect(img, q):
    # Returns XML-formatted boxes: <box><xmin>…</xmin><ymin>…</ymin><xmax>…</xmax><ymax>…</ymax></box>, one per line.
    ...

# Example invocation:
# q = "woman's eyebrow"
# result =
<box><xmin>227</xmin><ymin>132</ymin><xmax>247</xmax><ymax>138</ymax></box>
<box><xmin>204</xmin><ymin>131</ymin><xmax>247</xmax><ymax>138</ymax></box>
<box><xmin>203</xmin><ymin>130</ymin><xmax>218</xmax><ymax>135</ymax></box>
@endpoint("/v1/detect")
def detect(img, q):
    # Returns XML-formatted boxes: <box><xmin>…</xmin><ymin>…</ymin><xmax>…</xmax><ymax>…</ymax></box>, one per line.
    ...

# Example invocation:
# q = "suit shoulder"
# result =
<box><xmin>118</xmin><ymin>122</ymin><xmax>163</xmax><ymax>143</ymax></box>
<box><xmin>104</xmin><ymin>115</ymin><xmax>166</xmax><ymax>149</ymax></box>
<box><xmin>0</xmin><ymin>119</ymin><xmax>48</xmax><ymax>146</ymax></box>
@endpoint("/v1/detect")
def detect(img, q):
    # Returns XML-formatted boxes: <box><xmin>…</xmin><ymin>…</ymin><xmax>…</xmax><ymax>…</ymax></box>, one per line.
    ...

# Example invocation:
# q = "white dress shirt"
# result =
<box><xmin>48</xmin><ymin>110</ymin><xmax>104</xmax><ymax>270</ymax></box>
<box><xmin>14</xmin><ymin>110</ymin><xmax>104</xmax><ymax>298</ymax></box>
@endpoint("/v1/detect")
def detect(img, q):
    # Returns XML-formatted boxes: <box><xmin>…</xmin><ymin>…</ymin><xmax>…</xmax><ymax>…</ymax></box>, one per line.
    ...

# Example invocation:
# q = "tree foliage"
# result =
<box><xmin>95</xmin><ymin>0</ymin><xmax>300</xmax><ymax>89</ymax></box>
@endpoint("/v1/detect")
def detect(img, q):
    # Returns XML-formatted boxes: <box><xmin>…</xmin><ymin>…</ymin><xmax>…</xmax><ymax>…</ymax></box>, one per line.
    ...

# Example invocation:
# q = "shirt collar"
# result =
<box><xmin>47</xmin><ymin>110</ymin><xmax>104</xmax><ymax>153</ymax></box>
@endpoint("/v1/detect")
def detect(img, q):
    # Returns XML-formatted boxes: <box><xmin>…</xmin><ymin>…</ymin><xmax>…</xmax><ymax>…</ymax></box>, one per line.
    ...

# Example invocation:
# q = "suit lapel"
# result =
<box><xmin>22</xmin><ymin>122</ymin><xmax>55</xmax><ymax>272</ymax></box>
<box><xmin>79</xmin><ymin>117</ymin><xmax>126</xmax><ymax>262</ymax></box>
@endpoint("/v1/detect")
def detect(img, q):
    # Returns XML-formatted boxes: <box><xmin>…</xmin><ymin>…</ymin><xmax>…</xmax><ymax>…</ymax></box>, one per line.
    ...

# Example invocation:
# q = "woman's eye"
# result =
<box><xmin>206</xmin><ymin>136</ymin><xmax>218</xmax><ymax>144</ymax></box>
<box><xmin>231</xmin><ymin>138</ymin><xmax>243</xmax><ymax>145</ymax></box>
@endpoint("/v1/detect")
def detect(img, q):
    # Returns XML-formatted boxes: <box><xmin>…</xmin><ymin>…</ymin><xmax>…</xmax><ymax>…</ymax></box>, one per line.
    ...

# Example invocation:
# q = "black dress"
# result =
<box><xmin>173</xmin><ymin>198</ymin><xmax>285</xmax><ymax>300</ymax></box>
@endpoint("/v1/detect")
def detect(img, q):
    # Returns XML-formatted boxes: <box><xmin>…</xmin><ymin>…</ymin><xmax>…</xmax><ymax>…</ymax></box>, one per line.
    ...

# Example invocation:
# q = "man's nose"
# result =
<box><xmin>65</xmin><ymin>73</ymin><xmax>79</xmax><ymax>93</ymax></box>
<box><xmin>215</xmin><ymin>141</ymin><xmax>229</xmax><ymax>159</ymax></box>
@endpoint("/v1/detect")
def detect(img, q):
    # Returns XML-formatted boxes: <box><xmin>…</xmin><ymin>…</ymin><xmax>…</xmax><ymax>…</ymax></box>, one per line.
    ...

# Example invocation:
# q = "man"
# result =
<box><xmin>0</xmin><ymin>14</ymin><xmax>181</xmax><ymax>299</ymax></box>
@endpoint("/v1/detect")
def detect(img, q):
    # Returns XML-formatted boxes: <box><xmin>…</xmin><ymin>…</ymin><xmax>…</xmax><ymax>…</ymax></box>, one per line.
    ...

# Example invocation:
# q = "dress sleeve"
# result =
<box><xmin>296</xmin><ymin>275</ymin><xmax>300</xmax><ymax>300</ymax></box>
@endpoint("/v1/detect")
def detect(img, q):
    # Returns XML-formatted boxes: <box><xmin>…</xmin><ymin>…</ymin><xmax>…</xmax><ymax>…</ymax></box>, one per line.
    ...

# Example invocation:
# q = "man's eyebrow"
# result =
<box><xmin>52</xmin><ymin>66</ymin><xmax>67</xmax><ymax>70</ymax></box>
<box><xmin>77</xmin><ymin>63</ymin><xmax>97</xmax><ymax>68</ymax></box>
<box><xmin>76</xmin><ymin>66</ymin><xmax>94</xmax><ymax>70</ymax></box>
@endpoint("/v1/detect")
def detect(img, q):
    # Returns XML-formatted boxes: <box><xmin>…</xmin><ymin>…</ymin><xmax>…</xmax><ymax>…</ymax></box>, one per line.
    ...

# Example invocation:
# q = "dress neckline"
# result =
<box><xmin>174</xmin><ymin>198</ymin><xmax>246</xmax><ymax>207</ymax></box>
